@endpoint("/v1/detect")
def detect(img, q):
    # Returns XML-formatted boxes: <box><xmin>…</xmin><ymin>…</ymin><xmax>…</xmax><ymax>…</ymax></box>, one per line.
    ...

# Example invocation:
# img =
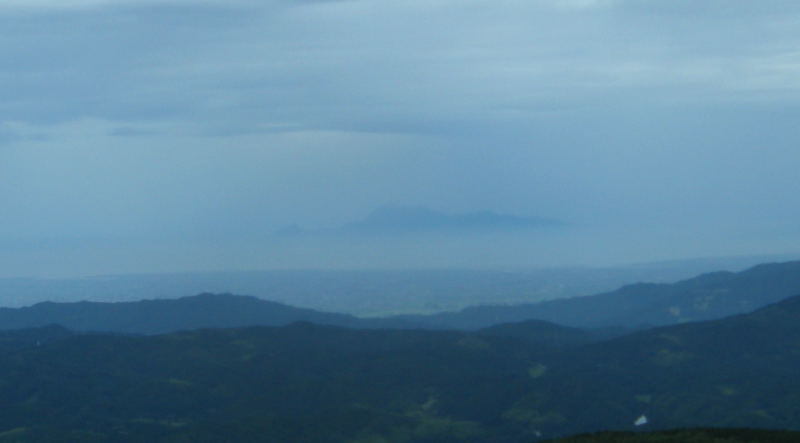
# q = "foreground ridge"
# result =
<box><xmin>0</xmin><ymin>294</ymin><xmax>798</xmax><ymax>441</ymax></box>
<box><xmin>545</xmin><ymin>428</ymin><xmax>800</xmax><ymax>442</ymax></box>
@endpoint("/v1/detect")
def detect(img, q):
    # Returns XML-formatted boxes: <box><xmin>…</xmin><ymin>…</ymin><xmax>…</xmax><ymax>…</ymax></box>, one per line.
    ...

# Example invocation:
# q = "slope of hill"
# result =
<box><xmin>396</xmin><ymin>260</ymin><xmax>800</xmax><ymax>329</ymax></box>
<box><xmin>0</xmin><ymin>294</ymin><xmax>799</xmax><ymax>441</ymax></box>
<box><xmin>1</xmin><ymin>257</ymin><xmax>798</xmax><ymax>337</ymax></box>
<box><xmin>545</xmin><ymin>428</ymin><xmax>800</xmax><ymax>443</ymax></box>
<box><xmin>477</xmin><ymin>319</ymin><xmax>598</xmax><ymax>348</ymax></box>
<box><xmin>0</xmin><ymin>293</ymin><xmax>419</xmax><ymax>334</ymax></box>
<box><xmin>0</xmin><ymin>324</ymin><xmax>548</xmax><ymax>442</ymax></box>
<box><xmin>0</xmin><ymin>324</ymin><xmax>74</xmax><ymax>352</ymax></box>
<box><xmin>510</xmin><ymin>294</ymin><xmax>800</xmax><ymax>439</ymax></box>
<box><xmin>2</xmin><ymin>255</ymin><xmax>790</xmax><ymax>315</ymax></box>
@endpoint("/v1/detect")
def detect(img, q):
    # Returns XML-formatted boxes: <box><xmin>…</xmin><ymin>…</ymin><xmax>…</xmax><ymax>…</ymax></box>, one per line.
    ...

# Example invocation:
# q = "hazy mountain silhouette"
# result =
<box><xmin>0</xmin><ymin>293</ymin><xmax>419</xmax><ymax>334</ymax></box>
<box><xmin>3</xmin><ymin>260</ymin><xmax>800</xmax><ymax>336</ymax></box>
<box><xmin>395</xmin><ymin>260</ymin><xmax>800</xmax><ymax>329</ymax></box>
<box><xmin>342</xmin><ymin>206</ymin><xmax>564</xmax><ymax>233</ymax></box>
<box><xmin>275</xmin><ymin>206</ymin><xmax>564</xmax><ymax>237</ymax></box>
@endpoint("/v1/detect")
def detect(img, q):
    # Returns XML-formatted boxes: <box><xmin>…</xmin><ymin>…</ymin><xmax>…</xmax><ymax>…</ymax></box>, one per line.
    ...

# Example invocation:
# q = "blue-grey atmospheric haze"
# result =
<box><xmin>1</xmin><ymin>0</ymin><xmax>800</xmax><ymax>278</ymax></box>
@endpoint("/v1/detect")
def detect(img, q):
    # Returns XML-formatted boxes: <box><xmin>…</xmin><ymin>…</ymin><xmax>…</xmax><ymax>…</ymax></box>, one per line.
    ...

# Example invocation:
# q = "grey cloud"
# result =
<box><xmin>1</xmin><ymin>0</ymin><xmax>800</xmax><ymax>276</ymax></box>
<box><xmin>109</xmin><ymin>126</ymin><xmax>162</xmax><ymax>137</ymax></box>
<box><xmin>3</xmin><ymin>0</ymin><xmax>800</xmax><ymax>134</ymax></box>
<box><xmin>612</xmin><ymin>0</ymin><xmax>800</xmax><ymax>17</ymax></box>
<box><xmin>0</xmin><ymin>2</ymin><xmax>257</xmax><ymax>124</ymax></box>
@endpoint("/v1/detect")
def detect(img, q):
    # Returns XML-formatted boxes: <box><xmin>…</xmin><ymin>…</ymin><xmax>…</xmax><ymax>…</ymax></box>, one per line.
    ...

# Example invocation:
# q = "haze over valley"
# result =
<box><xmin>2</xmin><ymin>1</ymin><xmax>800</xmax><ymax>279</ymax></box>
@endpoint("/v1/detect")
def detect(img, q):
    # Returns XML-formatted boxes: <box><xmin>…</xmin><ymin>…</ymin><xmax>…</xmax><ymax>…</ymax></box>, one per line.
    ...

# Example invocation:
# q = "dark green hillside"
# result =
<box><xmin>509</xmin><ymin>294</ymin><xmax>800</xmax><ymax>439</ymax></box>
<box><xmin>398</xmin><ymin>260</ymin><xmax>800</xmax><ymax>329</ymax></box>
<box><xmin>0</xmin><ymin>323</ymin><xmax>550</xmax><ymax>442</ymax></box>
<box><xmin>0</xmin><ymin>293</ymin><xmax>418</xmax><ymax>334</ymax></box>
<box><xmin>1</xmin><ymin>294</ymin><xmax>800</xmax><ymax>441</ymax></box>
<box><xmin>0</xmin><ymin>324</ymin><xmax>74</xmax><ymax>352</ymax></box>
<box><xmin>477</xmin><ymin>319</ymin><xmax>596</xmax><ymax>348</ymax></box>
<box><xmin>546</xmin><ymin>428</ymin><xmax>800</xmax><ymax>442</ymax></box>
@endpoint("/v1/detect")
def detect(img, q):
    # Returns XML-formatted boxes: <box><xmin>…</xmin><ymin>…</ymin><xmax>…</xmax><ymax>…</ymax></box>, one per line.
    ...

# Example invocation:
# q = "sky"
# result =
<box><xmin>1</xmin><ymin>0</ymin><xmax>799</xmax><ymax>277</ymax></box>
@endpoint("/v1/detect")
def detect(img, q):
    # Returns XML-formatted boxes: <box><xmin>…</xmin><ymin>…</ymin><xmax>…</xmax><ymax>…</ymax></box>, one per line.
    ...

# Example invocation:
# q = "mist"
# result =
<box><xmin>2</xmin><ymin>0</ymin><xmax>800</xmax><ymax>278</ymax></box>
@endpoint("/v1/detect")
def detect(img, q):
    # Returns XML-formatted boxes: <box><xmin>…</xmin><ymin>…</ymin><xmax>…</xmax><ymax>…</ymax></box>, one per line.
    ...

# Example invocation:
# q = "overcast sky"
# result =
<box><xmin>1</xmin><ymin>0</ymin><xmax>799</xmax><ymax>277</ymax></box>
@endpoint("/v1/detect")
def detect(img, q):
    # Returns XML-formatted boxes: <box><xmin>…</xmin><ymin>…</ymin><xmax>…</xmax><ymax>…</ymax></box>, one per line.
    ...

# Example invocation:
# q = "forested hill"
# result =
<box><xmin>545</xmin><ymin>428</ymin><xmax>800</xmax><ymax>443</ymax></box>
<box><xmin>0</xmin><ymin>323</ymin><xmax>548</xmax><ymax>442</ymax></box>
<box><xmin>395</xmin><ymin>260</ymin><xmax>800</xmax><ymax>329</ymax></box>
<box><xmin>0</xmin><ymin>293</ymin><xmax>602</xmax><ymax>341</ymax></box>
<box><xmin>476</xmin><ymin>318</ymin><xmax>599</xmax><ymax>347</ymax></box>
<box><xmin>0</xmin><ymin>295</ymin><xmax>798</xmax><ymax>441</ymax></box>
<box><xmin>0</xmin><ymin>293</ymin><xmax>418</xmax><ymax>334</ymax></box>
<box><xmin>510</xmin><ymin>293</ymin><xmax>800</xmax><ymax>438</ymax></box>
<box><xmin>2</xmin><ymin>259</ymin><xmax>799</xmax><ymax>336</ymax></box>
<box><xmin>2</xmin><ymin>259</ymin><xmax>799</xmax><ymax>335</ymax></box>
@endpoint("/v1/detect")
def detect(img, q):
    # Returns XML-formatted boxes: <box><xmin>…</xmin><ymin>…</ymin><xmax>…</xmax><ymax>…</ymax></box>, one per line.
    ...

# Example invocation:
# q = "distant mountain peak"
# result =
<box><xmin>344</xmin><ymin>206</ymin><xmax>564</xmax><ymax>233</ymax></box>
<box><xmin>273</xmin><ymin>206</ymin><xmax>564</xmax><ymax>238</ymax></box>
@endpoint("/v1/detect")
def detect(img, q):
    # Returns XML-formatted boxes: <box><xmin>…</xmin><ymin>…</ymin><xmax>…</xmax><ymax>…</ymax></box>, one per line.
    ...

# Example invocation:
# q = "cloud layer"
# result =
<box><xmin>1</xmin><ymin>0</ymin><xmax>800</xmax><ymax>276</ymax></box>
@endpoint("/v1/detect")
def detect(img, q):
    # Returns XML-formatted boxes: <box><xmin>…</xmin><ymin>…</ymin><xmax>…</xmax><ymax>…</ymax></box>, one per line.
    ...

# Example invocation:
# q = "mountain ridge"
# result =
<box><xmin>0</xmin><ymin>293</ymin><xmax>419</xmax><ymax>334</ymax></box>
<box><xmin>0</xmin><ymin>293</ymin><xmax>799</xmax><ymax>440</ymax></box>
<box><xmin>513</xmin><ymin>292</ymin><xmax>800</xmax><ymax>438</ymax></box>
<box><xmin>275</xmin><ymin>205</ymin><xmax>565</xmax><ymax>237</ymax></box>
<box><xmin>393</xmin><ymin>260</ymin><xmax>800</xmax><ymax>329</ymax></box>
